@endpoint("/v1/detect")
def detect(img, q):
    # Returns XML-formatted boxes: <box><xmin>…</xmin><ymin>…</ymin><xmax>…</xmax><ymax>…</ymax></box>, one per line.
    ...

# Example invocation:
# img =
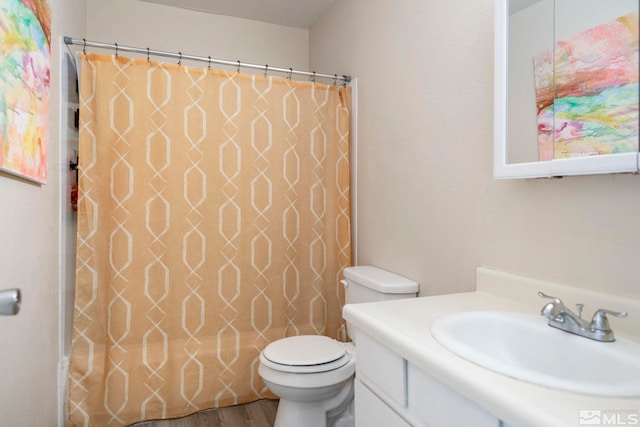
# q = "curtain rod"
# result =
<box><xmin>64</xmin><ymin>37</ymin><xmax>352</xmax><ymax>83</ymax></box>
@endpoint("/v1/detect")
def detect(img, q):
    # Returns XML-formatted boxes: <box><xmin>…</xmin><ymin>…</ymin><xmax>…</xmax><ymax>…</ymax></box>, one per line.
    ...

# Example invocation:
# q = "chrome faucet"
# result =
<box><xmin>538</xmin><ymin>292</ymin><xmax>628</xmax><ymax>342</ymax></box>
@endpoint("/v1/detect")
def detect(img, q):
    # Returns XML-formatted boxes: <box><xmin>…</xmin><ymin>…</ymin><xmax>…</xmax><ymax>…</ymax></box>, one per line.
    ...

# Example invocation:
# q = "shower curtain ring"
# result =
<box><xmin>147</xmin><ymin>47</ymin><xmax>150</xmax><ymax>63</ymax></box>
<box><xmin>178</xmin><ymin>52</ymin><xmax>182</xmax><ymax>66</ymax></box>
<box><xmin>115</xmin><ymin>43</ymin><xmax>118</xmax><ymax>58</ymax></box>
<box><xmin>312</xmin><ymin>71</ymin><xmax>316</xmax><ymax>84</ymax></box>
<box><xmin>208</xmin><ymin>56</ymin><xmax>211</xmax><ymax>70</ymax></box>
<box><xmin>82</xmin><ymin>38</ymin><xmax>86</xmax><ymax>54</ymax></box>
<box><xmin>333</xmin><ymin>74</ymin><xmax>338</xmax><ymax>86</ymax></box>
<box><xmin>287</xmin><ymin>68</ymin><xmax>293</xmax><ymax>80</ymax></box>
<box><xmin>264</xmin><ymin>64</ymin><xmax>268</xmax><ymax>78</ymax></box>
<box><xmin>236</xmin><ymin>60</ymin><xmax>241</xmax><ymax>73</ymax></box>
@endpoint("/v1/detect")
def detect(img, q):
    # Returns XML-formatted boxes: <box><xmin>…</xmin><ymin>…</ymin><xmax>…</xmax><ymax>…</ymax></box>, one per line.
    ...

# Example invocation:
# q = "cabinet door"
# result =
<box><xmin>355</xmin><ymin>379</ymin><xmax>411</xmax><ymax>427</ymax></box>
<box><xmin>407</xmin><ymin>364</ymin><xmax>500</xmax><ymax>427</ymax></box>
<box><xmin>356</xmin><ymin>331</ymin><xmax>407</xmax><ymax>407</ymax></box>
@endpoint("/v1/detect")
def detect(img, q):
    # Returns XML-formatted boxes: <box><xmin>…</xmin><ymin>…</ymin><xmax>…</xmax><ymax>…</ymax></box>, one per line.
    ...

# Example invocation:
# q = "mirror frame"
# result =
<box><xmin>493</xmin><ymin>0</ymin><xmax>639</xmax><ymax>179</ymax></box>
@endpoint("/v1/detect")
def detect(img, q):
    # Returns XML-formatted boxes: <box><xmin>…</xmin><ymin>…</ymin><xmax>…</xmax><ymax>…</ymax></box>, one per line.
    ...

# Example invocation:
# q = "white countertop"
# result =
<box><xmin>342</xmin><ymin>267</ymin><xmax>640</xmax><ymax>427</ymax></box>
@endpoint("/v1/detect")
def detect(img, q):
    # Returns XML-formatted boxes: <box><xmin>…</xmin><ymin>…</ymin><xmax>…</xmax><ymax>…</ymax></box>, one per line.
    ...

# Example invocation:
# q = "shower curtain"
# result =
<box><xmin>68</xmin><ymin>53</ymin><xmax>351</xmax><ymax>427</ymax></box>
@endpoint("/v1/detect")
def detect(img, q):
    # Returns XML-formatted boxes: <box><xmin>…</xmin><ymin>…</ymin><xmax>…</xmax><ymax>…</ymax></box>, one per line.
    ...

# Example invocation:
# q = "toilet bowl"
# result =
<box><xmin>258</xmin><ymin>266</ymin><xmax>419</xmax><ymax>427</ymax></box>
<box><xmin>258</xmin><ymin>335</ymin><xmax>356</xmax><ymax>427</ymax></box>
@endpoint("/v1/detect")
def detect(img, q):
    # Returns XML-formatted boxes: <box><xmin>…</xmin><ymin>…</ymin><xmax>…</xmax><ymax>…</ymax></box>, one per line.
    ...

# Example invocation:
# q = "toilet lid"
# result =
<box><xmin>263</xmin><ymin>335</ymin><xmax>346</xmax><ymax>367</ymax></box>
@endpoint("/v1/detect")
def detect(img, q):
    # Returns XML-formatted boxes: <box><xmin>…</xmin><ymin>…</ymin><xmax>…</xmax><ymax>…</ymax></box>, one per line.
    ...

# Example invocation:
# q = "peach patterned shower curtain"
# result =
<box><xmin>68</xmin><ymin>53</ymin><xmax>351</xmax><ymax>427</ymax></box>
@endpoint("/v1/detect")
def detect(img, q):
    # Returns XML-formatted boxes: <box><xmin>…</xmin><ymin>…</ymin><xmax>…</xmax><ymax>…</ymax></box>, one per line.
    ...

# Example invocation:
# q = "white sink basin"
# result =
<box><xmin>431</xmin><ymin>311</ymin><xmax>640</xmax><ymax>396</ymax></box>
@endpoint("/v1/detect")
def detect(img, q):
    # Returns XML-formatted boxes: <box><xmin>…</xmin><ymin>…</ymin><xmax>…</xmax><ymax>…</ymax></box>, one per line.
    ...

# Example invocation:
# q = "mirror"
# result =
<box><xmin>494</xmin><ymin>0</ymin><xmax>639</xmax><ymax>178</ymax></box>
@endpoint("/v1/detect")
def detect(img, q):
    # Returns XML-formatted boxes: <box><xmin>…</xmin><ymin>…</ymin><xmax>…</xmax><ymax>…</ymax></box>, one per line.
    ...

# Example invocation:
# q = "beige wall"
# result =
<box><xmin>310</xmin><ymin>0</ymin><xmax>640</xmax><ymax>299</ymax></box>
<box><xmin>86</xmin><ymin>0</ymin><xmax>309</xmax><ymax>71</ymax></box>
<box><xmin>0</xmin><ymin>0</ymin><xmax>86</xmax><ymax>426</ymax></box>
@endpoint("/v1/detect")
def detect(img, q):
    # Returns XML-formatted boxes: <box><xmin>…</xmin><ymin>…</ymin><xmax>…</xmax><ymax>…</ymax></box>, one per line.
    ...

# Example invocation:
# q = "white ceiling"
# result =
<box><xmin>139</xmin><ymin>0</ymin><xmax>336</xmax><ymax>29</ymax></box>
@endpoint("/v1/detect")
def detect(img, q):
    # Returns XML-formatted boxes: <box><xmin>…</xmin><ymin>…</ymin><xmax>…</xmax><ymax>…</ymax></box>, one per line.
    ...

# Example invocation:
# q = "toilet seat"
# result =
<box><xmin>262</xmin><ymin>335</ymin><xmax>350</xmax><ymax>374</ymax></box>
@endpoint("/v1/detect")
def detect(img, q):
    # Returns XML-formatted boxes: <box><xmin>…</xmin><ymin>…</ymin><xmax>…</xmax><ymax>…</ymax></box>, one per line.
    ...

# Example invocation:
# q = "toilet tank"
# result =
<box><xmin>343</xmin><ymin>266</ymin><xmax>419</xmax><ymax>304</ymax></box>
<box><xmin>342</xmin><ymin>266</ymin><xmax>419</xmax><ymax>341</ymax></box>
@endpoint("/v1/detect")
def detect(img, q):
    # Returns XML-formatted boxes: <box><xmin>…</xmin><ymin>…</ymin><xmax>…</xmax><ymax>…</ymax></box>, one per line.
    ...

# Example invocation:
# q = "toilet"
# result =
<box><xmin>258</xmin><ymin>266</ymin><xmax>419</xmax><ymax>427</ymax></box>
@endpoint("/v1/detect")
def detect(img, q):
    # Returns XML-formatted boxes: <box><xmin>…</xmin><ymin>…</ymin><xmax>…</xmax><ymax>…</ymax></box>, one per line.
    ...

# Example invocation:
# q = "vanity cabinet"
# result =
<box><xmin>354</xmin><ymin>331</ymin><xmax>505</xmax><ymax>427</ymax></box>
<box><xmin>354</xmin><ymin>379</ymin><xmax>411</xmax><ymax>427</ymax></box>
<box><xmin>344</xmin><ymin>267</ymin><xmax>640</xmax><ymax>427</ymax></box>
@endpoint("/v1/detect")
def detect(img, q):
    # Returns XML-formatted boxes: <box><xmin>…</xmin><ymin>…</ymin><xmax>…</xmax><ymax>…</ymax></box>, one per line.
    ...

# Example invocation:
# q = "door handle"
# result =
<box><xmin>0</xmin><ymin>289</ymin><xmax>21</xmax><ymax>315</ymax></box>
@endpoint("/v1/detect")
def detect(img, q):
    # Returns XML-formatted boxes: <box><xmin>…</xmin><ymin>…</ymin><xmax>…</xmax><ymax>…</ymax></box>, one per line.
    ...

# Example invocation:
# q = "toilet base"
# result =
<box><xmin>328</xmin><ymin>398</ymin><xmax>354</xmax><ymax>427</ymax></box>
<box><xmin>273</xmin><ymin>379</ymin><xmax>354</xmax><ymax>427</ymax></box>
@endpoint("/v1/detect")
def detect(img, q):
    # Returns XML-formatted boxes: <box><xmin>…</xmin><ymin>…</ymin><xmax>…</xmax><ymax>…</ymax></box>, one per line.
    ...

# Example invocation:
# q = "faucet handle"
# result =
<box><xmin>590</xmin><ymin>309</ymin><xmax>628</xmax><ymax>331</ymax></box>
<box><xmin>538</xmin><ymin>292</ymin><xmax>566</xmax><ymax>321</ymax></box>
<box><xmin>538</xmin><ymin>291</ymin><xmax>563</xmax><ymax>304</ymax></box>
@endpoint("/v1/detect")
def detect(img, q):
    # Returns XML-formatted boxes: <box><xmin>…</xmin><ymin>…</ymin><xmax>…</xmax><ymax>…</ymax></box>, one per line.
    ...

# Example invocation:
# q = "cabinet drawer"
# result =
<box><xmin>407</xmin><ymin>363</ymin><xmax>500</xmax><ymax>427</ymax></box>
<box><xmin>355</xmin><ymin>379</ymin><xmax>411</xmax><ymax>427</ymax></box>
<box><xmin>356</xmin><ymin>331</ymin><xmax>407</xmax><ymax>407</ymax></box>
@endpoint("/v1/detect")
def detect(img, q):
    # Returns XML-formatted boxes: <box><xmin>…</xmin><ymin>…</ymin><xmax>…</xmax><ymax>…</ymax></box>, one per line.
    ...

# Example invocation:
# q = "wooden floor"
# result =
<box><xmin>131</xmin><ymin>399</ymin><xmax>279</xmax><ymax>427</ymax></box>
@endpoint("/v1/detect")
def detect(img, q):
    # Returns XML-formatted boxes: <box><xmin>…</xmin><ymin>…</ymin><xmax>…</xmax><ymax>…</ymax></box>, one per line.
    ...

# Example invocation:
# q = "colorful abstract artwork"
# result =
<box><xmin>0</xmin><ymin>0</ymin><xmax>51</xmax><ymax>183</ymax></box>
<box><xmin>535</xmin><ymin>12</ymin><xmax>639</xmax><ymax>161</ymax></box>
